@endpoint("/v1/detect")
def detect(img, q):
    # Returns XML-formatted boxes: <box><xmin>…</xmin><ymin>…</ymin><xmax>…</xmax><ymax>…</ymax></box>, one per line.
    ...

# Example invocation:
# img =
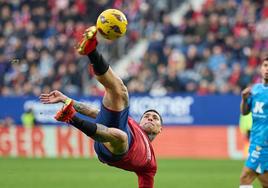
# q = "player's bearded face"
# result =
<box><xmin>140</xmin><ymin>112</ymin><xmax>162</xmax><ymax>135</ymax></box>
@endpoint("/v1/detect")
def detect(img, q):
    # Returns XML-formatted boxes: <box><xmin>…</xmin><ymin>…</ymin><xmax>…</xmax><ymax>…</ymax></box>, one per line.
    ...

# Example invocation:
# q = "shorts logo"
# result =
<box><xmin>251</xmin><ymin>150</ymin><xmax>260</xmax><ymax>158</ymax></box>
<box><xmin>253</xmin><ymin>101</ymin><xmax>264</xmax><ymax>114</ymax></box>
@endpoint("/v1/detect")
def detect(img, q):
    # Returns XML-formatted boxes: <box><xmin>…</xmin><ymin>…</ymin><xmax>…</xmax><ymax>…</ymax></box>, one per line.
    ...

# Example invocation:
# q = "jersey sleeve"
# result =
<box><xmin>136</xmin><ymin>172</ymin><xmax>155</xmax><ymax>188</ymax></box>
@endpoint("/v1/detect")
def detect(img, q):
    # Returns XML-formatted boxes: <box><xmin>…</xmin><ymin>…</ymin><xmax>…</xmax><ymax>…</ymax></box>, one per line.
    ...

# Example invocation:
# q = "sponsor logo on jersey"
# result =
<box><xmin>251</xmin><ymin>150</ymin><xmax>260</xmax><ymax>158</ymax></box>
<box><xmin>253</xmin><ymin>101</ymin><xmax>264</xmax><ymax>114</ymax></box>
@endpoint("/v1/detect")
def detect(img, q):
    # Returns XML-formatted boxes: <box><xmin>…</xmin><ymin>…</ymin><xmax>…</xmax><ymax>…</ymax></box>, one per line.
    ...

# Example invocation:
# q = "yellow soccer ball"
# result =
<box><xmin>96</xmin><ymin>9</ymin><xmax>128</xmax><ymax>40</ymax></box>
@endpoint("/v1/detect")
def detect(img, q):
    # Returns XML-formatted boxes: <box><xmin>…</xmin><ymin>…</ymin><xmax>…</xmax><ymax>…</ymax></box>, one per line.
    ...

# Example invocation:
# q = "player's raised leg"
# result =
<box><xmin>75</xmin><ymin>26</ymin><xmax>131</xmax><ymax>158</ymax></box>
<box><xmin>77</xmin><ymin>26</ymin><xmax>128</xmax><ymax>111</ymax></box>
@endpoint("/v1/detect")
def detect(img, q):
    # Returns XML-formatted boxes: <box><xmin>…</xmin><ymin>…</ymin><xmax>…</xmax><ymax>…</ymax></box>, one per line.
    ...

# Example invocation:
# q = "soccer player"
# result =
<box><xmin>40</xmin><ymin>26</ymin><xmax>162</xmax><ymax>188</ymax></box>
<box><xmin>239</xmin><ymin>57</ymin><xmax>268</xmax><ymax>188</ymax></box>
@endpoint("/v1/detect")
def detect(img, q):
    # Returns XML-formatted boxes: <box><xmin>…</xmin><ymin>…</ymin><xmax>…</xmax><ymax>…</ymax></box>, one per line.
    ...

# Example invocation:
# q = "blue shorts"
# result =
<box><xmin>245</xmin><ymin>144</ymin><xmax>268</xmax><ymax>174</ymax></box>
<box><xmin>94</xmin><ymin>104</ymin><xmax>132</xmax><ymax>162</ymax></box>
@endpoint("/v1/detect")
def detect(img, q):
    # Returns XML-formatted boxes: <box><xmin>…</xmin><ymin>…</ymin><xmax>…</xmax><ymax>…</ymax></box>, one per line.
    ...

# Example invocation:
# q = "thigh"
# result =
<box><xmin>95</xmin><ymin>104</ymin><xmax>129</xmax><ymax>131</ymax></box>
<box><xmin>258</xmin><ymin>172</ymin><xmax>268</xmax><ymax>188</ymax></box>
<box><xmin>102</xmin><ymin>84</ymin><xmax>129</xmax><ymax>111</ymax></box>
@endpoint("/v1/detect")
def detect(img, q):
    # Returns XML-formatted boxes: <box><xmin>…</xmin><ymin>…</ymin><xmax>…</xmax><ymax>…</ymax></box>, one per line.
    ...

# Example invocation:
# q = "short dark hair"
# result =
<box><xmin>262</xmin><ymin>56</ymin><xmax>268</xmax><ymax>62</ymax></box>
<box><xmin>142</xmin><ymin>109</ymin><xmax>163</xmax><ymax>125</ymax></box>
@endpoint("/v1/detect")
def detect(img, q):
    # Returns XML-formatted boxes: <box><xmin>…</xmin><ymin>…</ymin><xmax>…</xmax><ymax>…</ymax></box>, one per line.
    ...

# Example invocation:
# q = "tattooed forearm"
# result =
<box><xmin>92</xmin><ymin>124</ymin><xmax>111</xmax><ymax>142</ymax></box>
<box><xmin>91</xmin><ymin>124</ymin><xmax>129</xmax><ymax>154</ymax></box>
<box><xmin>73</xmin><ymin>101</ymin><xmax>99</xmax><ymax>118</ymax></box>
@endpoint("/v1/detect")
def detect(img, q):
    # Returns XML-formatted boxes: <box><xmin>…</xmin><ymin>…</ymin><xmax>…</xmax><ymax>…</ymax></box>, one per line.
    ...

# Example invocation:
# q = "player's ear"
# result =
<box><xmin>158</xmin><ymin>126</ymin><xmax>162</xmax><ymax>134</ymax></box>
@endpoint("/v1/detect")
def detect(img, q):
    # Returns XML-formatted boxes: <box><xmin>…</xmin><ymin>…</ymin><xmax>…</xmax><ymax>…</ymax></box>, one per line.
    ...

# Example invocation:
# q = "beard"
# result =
<box><xmin>141</xmin><ymin>122</ymin><xmax>154</xmax><ymax>132</ymax></box>
<box><xmin>141</xmin><ymin>123</ymin><xmax>158</xmax><ymax>141</ymax></box>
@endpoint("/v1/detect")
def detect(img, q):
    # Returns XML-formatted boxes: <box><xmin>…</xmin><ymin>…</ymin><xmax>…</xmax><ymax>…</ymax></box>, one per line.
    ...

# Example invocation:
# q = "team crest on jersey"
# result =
<box><xmin>253</xmin><ymin>101</ymin><xmax>264</xmax><ymax>114</ymax></box>
<box><xmin>255</xmin><ymin>145</ymin><xmax>262</xmax><ymax>151</ymax></box>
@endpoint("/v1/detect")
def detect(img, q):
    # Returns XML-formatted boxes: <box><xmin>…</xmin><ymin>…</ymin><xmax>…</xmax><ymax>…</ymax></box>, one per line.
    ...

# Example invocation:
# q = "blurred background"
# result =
<box><xmin>0</xmin><ymin>0</ymin><xmax>267</xmax><ymax>187</ymax></box>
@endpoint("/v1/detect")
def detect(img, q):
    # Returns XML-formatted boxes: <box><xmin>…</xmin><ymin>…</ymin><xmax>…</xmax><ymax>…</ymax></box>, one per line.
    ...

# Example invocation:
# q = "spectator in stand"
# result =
<box><xmin>21</xmin><ymin>108</ymin><xmax>37</xmax><ymax>128</ymax></box>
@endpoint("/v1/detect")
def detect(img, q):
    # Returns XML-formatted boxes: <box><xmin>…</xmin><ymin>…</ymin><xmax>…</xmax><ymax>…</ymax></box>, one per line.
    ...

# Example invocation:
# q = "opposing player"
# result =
<box><xmin>40</xmin><ymin>26</ymin><xmax>162</xmax><ymax>188</ymax></box>
<box><xmin>239</xmin><ymin>57</ymin><xmax>268</xmax><ymax>188</ymax></box>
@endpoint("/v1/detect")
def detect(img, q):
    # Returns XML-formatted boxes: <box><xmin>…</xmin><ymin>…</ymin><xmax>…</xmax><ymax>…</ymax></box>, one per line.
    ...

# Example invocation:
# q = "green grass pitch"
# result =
<box><xmin>0</xmin><ymin>158</ymin><xmax>262</xmax><ymax>188</ymax></box>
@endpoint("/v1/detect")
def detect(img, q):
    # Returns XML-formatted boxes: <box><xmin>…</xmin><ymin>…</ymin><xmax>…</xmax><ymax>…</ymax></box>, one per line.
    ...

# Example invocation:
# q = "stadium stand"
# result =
<box><xmin>0</xmin><ymin>0</ymin><xmax>267</xmax><ymax>96</ymax></box>
<box><xmin>124</xmin><ymin>0</ymin><xmax>268</xmax><ymax>95</ymax></box>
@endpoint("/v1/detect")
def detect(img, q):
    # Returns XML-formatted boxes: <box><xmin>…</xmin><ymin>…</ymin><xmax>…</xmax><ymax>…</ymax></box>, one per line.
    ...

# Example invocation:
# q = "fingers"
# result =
<box><xmin>241</xmin><ymin>87</ymin><xmax>252</xmax><ymax>100</ymax></box>
<box><xmin>245</xmin><ymin>87</ymin><xmax>251</xmax><ymax>92</ymax></box>
<box><xmin>39</xmin><ymin>90</ymin><xmax>62</xmax><ymax>104</ymax></box>
<box><xmin>39</xmin><ymin>99</ymin><xmax>50</xmax><ymax>104</ymax></box>
<box><xmin>39</xmin><ymin>93</ymin><xmax>54</xmax><ymax>103</ymax></box>
<box><xmin>39</xmin><ymin>94</ymin><xmax>51</xmax><ymax>104</ymax></box>
<box><xmin>242</xmin><ymin>87</ymin><xmax>251</xmax><ymax>94</ymax></box>
<box><xmin>39</xmin><ymin>94</ymin><xmax>49</xmax><ymax>101</ymax></box>
<box><xmin>40</xmin><ymin>93</ymin><xmax>49</xmax><ymax>97</ymax></box>
<box><xmin>242</xmin><ymin>90</ymin><xmax>249</xmax><ymax>95</ymax></box>
<box><xmin>48</xmin><ymin>90</ymin><xmax>57</xmax><ymax>96</ymax></box>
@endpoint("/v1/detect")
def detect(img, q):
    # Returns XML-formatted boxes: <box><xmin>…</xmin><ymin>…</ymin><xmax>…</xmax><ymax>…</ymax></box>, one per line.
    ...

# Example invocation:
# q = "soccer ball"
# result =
<box><xmin>96</xmin><ymin>9</ymin><xmax>128</xmax><ymax>40</ymax></box>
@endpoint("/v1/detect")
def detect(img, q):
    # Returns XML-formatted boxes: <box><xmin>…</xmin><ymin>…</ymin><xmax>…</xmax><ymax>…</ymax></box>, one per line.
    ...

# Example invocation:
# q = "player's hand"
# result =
<box><xmin>39</xmin><ymin>90</ymin><xmax>68</xmax><ymax>104</ymax></box>
<box><xmin>241</xmin><ymin>87</ymin><xmax>251</xmax><ymax>100</ymax></box>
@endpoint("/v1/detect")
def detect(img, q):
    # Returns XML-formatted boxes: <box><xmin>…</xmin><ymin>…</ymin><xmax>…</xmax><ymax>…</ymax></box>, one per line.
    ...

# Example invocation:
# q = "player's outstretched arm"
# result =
<box><xmin>39</xmin><ymin>90</ymin><xmax>99</xmax><ymax>118</ymax></box>
<box><xmin>72</xmin><ymin>101</ymin><xmax>99</xmax><ymax>119</ymax></box>
<box><xmin>69</xmin><ymin>116</ymin><xmax>128</xmax><ymax>155</ymax></box>
<box><xmin>93</xmin><ymin>124</ymin><xmax>128</xmax><ymax>154</ymax></box>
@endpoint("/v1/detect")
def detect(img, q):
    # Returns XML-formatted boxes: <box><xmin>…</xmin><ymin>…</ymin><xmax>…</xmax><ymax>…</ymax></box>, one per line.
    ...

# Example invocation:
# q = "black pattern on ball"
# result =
<box><xmin>110</xmin><ymin>25</ymin><xmax>122</xmax><ymax>34</ymax></box>
<box><xmin>100</xmin><ymin>15</ymin><xmax>109</xmax><ymax>24</ymax></box>
<box><xmin>98</xmin><ymin>28</ymin><xmax>108</xmax><ymax>36</ymax></box>
<box><xmin>112</xmin><ymin>13</ymin><xmax>124</xmax><ymax>22</ymax></box>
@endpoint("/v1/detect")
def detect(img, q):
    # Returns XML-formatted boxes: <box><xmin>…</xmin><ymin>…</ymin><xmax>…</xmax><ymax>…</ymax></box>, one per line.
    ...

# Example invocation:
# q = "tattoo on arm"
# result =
<box><xmin>92</xmin><ymin>124</ymin><xmax>128</xmax><ymax>154</ymax></box>
<box><xmin>92</xmin><ymin>124</ymin><xmax>110</xmax><ymax>142</ymax></box>
<box><xmin>73</xmin><ymin>101</ymin><xmax>99</xmax><ymax>118</ymax></box>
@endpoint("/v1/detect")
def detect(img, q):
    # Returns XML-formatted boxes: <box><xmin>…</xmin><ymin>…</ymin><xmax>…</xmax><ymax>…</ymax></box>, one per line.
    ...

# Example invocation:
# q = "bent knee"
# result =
<box><xmin>240</xmin><ymin>169</ymin><xmax>256</xmax><ymax>184</ymax></box>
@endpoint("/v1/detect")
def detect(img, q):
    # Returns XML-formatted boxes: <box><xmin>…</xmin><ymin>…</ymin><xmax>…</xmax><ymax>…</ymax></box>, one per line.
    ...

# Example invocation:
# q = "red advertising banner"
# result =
<box><xmin>152</xmin><ymin>126</ymin><xmax>246</xmax><ymax>159</ymax></box>
<box><xmin>0</xmin><ymin>126</ymin><xmax>247</xmax><ymax>159</ymax></box>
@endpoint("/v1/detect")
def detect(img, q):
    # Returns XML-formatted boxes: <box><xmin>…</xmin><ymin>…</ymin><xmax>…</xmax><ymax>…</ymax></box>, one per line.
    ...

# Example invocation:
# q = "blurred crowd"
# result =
<box><xmin>0</xmin><ymin>0</ymin><xmax>267</xmax><ymax>96</ymax></box>
<box><xmin>125</xmin><ymin>0</ymin><xmax>268</xmax><ymax>95</ymax></box>
<box><xmin>0</xmin><ymin>0</ymin><xmax>180</xmax><ymax>96</ymax></box>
